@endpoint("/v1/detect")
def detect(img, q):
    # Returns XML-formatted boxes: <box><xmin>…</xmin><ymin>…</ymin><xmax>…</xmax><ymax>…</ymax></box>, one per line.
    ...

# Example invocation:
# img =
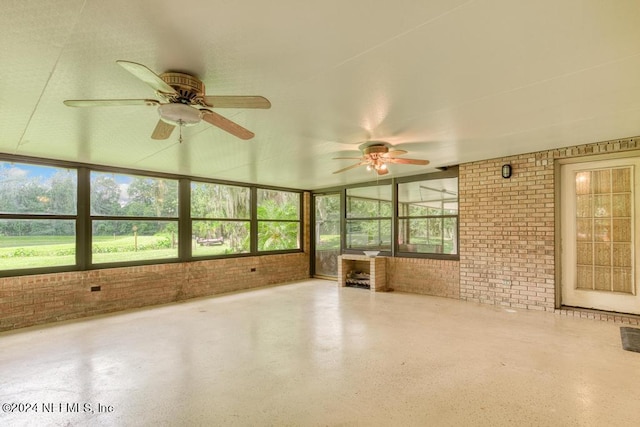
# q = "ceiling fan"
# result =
<box><xmin>63</xmin><ymin>60</ymin><xmax>270</xmax><ymax>140</ymax></box>
<box><xmin>333</xmin><ymin>142</ymin><xmax>429</xmax><ymax>175</ymax></box>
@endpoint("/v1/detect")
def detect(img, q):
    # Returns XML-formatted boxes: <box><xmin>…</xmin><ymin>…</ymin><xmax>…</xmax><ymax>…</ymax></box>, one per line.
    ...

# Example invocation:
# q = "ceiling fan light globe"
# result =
<box><xmin>380</xmin><ymin>163</ymin><xmax>387</xmax><ymax>170</ymax></box>
<box><xmin>158</xmin><ymin>103</ymin><xmax>201</xmax><ymax>126</ymax></box>
<box><xmin>366</xmin><ymin>165</ymin><xmax>372</xmax><ymax>171</ymax></box>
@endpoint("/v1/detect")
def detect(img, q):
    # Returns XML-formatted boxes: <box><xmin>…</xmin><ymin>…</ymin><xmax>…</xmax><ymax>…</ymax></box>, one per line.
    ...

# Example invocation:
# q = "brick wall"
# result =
<box><xmin>0</xmin><ymin>192</ymin><xmax>312</xmax><ymax>332</ymax></box>
<box><xmin>0</xmin><ymin>253</ymin><xmax>309</xmax><ymax>332</ymax></box>
<box><xmin>459</xmin><ymin>136</ymin><xmax>639</xmax><ymax>312</ymax></box>
<box><xmin>386</xmin><ymin>257</ymin><xmax>459</xmax><ymax>298</ymax></box>
<box><xmin>5</xmin><ymin>139</ymin><xmax>640</xmax><ymax>331</ymax></box>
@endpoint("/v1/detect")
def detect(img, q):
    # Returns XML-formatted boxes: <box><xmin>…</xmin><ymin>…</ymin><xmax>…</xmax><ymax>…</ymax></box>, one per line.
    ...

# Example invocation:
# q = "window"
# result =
<box><xmin>90</xmin><ymin>171</ymin><xmax>179</xmax><ymax>264</ymax></box>
<box><xmin>0</xmin><ymin>155</ymin><xmax>307</xmax><ymax>277</ymax></box>
<box><xmin>397</xmin><ymin>177</ymin><xmax>458</xmax><ymax>255</ymax></box>
<box><xmin>0</xmin><ymin>161</ymin><xmax>77</xmax><ymax>271</ymax></box>
<box><xmin>346</xmin><ymin>185</ymin><xmax>392</xmax><ymax>251</ymax></box>
<box><xmin>191</xmin><ymin>182</ymin><xmax>251</xmax><ymax>256</ymax></box>
<box><xmin>257</xmin><ymin>189</ymin><xmax>301</xmax><ymax>251</ymax></box>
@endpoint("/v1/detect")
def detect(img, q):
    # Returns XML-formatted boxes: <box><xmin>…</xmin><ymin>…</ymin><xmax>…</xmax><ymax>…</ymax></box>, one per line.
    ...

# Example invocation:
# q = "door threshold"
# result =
<box><xmin>556</xmin><ymin>306</ymin><xmax>640</xmax><ymax>325</ymax></box>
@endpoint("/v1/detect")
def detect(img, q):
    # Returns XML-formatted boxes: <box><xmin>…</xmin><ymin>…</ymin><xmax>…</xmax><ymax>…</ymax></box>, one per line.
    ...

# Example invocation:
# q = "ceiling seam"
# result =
<box><xmin>14</xmin><ymin>0</ymin><xmax>89</xmax><ymax>155</ymax></box>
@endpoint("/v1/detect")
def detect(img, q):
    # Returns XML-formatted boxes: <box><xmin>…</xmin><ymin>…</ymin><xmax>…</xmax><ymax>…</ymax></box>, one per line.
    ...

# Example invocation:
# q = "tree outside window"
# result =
<box><xmin>191</xmin><ymin>182</ymin><xmax>251</xmax><ymax>256</ymax></box>
<box><xmin>0</xmin><ymin>162</ymin><xmax>77</xmax><ymax>270</ymax></box>
<box><xmin>345</xmin><ymin>185</ymin><xmax>392</xmax><ymax>251</ymax></box>
<box><xmin>398</xmin><ymin>178</ymin><xmax>458</xmax><ymax>255</ymax></box>
<box><xmin>257</xmin><ymin>189</ymin><xmax>301</xmax><ymax>251</ymax></box>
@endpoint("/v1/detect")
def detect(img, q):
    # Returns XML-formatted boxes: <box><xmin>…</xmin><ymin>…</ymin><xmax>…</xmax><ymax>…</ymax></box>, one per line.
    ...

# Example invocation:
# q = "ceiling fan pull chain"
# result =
<box><xmin>178</xmin><ymin>120</ymin><xmax>183</xmax><ymax>144</ymax></box>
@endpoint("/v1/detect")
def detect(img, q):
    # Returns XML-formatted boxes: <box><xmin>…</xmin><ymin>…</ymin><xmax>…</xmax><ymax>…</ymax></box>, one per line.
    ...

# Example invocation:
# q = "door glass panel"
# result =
<box><xmin>613</xmin><ymin>244</ymin><xmax>631</xmax><ymax>267</ymax></box>
<box><xmin>593</xmin><ymin>169</ymin><xmax>611</xmax><ymax>194</ymax></box>
<box><xmin>576</xmin><ymin>265</ymin><xmax>593</xmax><ymax>290</ymax></box>
<box><xmin>593</xmin><ymin>243</ymin><xmax>611</xmax><ymax>266</ymax></box>
<box><xmin>575</xmin><ymin>171</ymin><xmax>591</xmax><ymax>194</ymax></box>
<box><xmin>574</xmin><ymin>166</ymin><xmax>634</xmax><ymax>294</ymax></box>
<box><xmin>576</xmin><ymin>243</ymin><xmax>592</xmax><ymax>265</ymax></box>
<box><xmin>576</xmin><ymin>219</ymin><xmax>592</xmax><ymax>241</ymax></box>
<box><xmin>576</xmin><ymin>195</ymin><xmax>592</xmax><ymax>217</ymax></box>
<box><xmin>613</xmin><ymin>268</ymin><xmax>633</xmax><ymax>293</ymax></box>
<box><xmin>612</xmin><ymin>168</ymin><xmax>631</xmax><ymax>192</ymax></box>
<box><xmin>594</xmin><ymin>267</ymin><xmax>611</xmax><ymax>291</ymax></box>
<box><xmin>612</xmin><ymin>194</ymin><xmax>631</xmax><ymax>217</ymax></box>
<box><xmin>594</xmin><ymin>219</ymin><xmax>611</xmax><ymax>242</ymax></box>
<box><xmin>593</xmin><ymin>195</ymin><xmax>610</xmax><ymax>217</ymax></box>
<box><xmin>613</xmin><ymin>219</ymin><xmax>631</xmax><ymax>242</ymax></box>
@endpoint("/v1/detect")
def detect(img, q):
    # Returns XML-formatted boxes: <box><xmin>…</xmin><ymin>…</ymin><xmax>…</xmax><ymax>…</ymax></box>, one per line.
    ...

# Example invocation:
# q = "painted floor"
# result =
<box><xmin>1</xmin><ymin>279</ymin><xmax>639</xmax><ymax>426</ymax></box>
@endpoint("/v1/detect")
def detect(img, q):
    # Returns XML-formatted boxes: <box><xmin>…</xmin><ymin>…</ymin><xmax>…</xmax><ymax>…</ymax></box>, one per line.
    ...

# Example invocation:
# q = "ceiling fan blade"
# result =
<box><xmin>202</xmin><ymin>110</ymin><xmax>254</xmax><ymax>140</ymax></box>
<box><xmin>377</xmin><ymin>168</ymin><xmax>390</xmax><ymax>175</ymax></box>
<box><xmin>332</xmin><ymin>157</ymin><xmax>363</xmax><ymax>160</ymax></box>
<box><xmin>63</xmin><ymin>99</ymin><xmax>160</xmax><ymax>107</ymax></box>
<box><xmin>203</xmin><ymin>96</ymin><xmax>271</xmax><ymax>109</ymax></box>
<box><xmin>387</xmin><ymin>158</ymin><xmax>430</xmax><ymax>165</ymax></box>
<box><xmin>384</xmin><ymin>149</ymin><xmax>408</xmax><ymax>157</ymax></box>
<box><xmin>151</xmin><ymin>120</ymin><xmax>176</xmax><ymax>140</ymax></box>
<box><xmin>332</xmin><ymin>162</ymin><xmax>365</xmax><ymax>174</ymax></box>
<box><xmin>116</xmin><ymin>60</ymin><xmax>177</xmax><ymax>95</ymax></box>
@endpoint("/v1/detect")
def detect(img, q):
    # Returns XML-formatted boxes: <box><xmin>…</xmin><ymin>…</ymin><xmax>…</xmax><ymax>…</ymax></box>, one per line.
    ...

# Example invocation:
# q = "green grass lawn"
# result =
<box><xmin>0</xmin><ymin>234</ymin><xmax>250</xmax><ymax>269</ymax></box>
<box><xmin>0</xmin><ymin>236</ymin><xmax>76</xmax><ymax>269</ymax></box>
<box><xmin>91</xmin><ymin>248</ymin><xmax>178</xmax><ymax>264</ymax></box>
<box><xmin>0</xmin><ymin>235</ymin><xmax>179</xmax><ymax>269</ymax></box>
<box><xmin>0</xmin><ymin>235</ymin><xmax>75</xmax><ymax>248</ymax></box>
<box><xmin>316</xmin><ymin>234</ymin><xmax>340</xmax><ymax>250</ymax></box>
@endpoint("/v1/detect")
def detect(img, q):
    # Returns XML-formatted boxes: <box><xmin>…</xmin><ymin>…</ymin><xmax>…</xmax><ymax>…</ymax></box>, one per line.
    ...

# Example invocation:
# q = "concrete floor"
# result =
<box><xmin>1</xmin><ymin>279</ymin><xmax>639</xmax><ymax>426</ymax></box>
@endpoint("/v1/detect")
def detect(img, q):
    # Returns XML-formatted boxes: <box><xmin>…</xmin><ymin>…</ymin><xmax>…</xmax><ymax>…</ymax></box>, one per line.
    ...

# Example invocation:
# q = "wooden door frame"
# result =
<box><xmin>555</xmin><ymin>149</ymin><xmax>640</xmax><ymax>309</ymax></box>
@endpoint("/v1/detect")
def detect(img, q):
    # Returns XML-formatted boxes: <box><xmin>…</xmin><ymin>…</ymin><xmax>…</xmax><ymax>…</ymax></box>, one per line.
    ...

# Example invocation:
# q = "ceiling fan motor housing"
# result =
<box><xmin>363</xmin><ymin>144</ymin><xmax>389</xmax><ymax>158</ymax></box>
<box><xmin>160</xmin><ymin>72</ymin><xmax>205</xmax><ymax>103</ymax></box>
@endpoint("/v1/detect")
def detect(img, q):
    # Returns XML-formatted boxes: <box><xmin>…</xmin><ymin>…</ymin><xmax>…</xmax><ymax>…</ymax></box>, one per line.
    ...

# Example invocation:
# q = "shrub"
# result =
<box><xmin>12</xmin><ymin>248</ymin><xmax>37</xmax><ymax>257</ymax></box>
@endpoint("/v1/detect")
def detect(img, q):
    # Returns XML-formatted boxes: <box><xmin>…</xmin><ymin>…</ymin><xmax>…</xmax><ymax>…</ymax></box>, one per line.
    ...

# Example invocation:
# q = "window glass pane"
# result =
<box><xmin>398</xmin><ymin>217</ymin><xmax>458</xmax><ymax>254</ymax></box>
<box><xmin>90</xmin><ymin>172</ymin><xmax>178</xmax><ymax>217</ymax></box>
<box><xmin>346</xmin><ymin>185</ymin><xmax>392</xmax><ymax>218</ymax></box>
<box><xmin>92</xmin><ymin>220</ymin><xmax>178</xmax><ymax>263</ymax></box>
<box><xmin>0</xmin><ymin>162</ymin><xmax>77</xmax><ymax>215</ymax></box>
<box><xmin>191</xmin><ymin>182</ymin><xmax>250</xmax><ymax>219</ymax></box>
<box><xmin>315</xmin><ymin>194</ymin><xmax>341</xmax><ymax>250</ymax></box>
<box><xmin>345</xmin><ymin>219</ymin><xmax>392</xmax><ymax>250</ymax></box>
<box><xmin>258</xmin><ymin>221</ymin><xmax>300</xmax><ymax>251</ymax></box>
<box><xmin>397</xmin><ymin>177</ymin><xmax>458</xmax><ymax>255</ymax></box>
<box><xmin>192</xmin><ymin>220</ymin><xmax>250</xmax><ymax>256</ymax></box>
<box><xmin>345</xmin><ymin>185</ymin><xmax>391</xmax><ymax>250</ymax></box>
<box><xmin>0</xmin><ymin>219</ymin><xmax>76</xmax><ymax>269</ymax></box>
<box><xmin>398</xmin><ymin>178</ymin><xmax>458</xmax><ymax>217</ymax></box>
<box><xmin>257</xmin><ymin>189</ymin><xmax>300</xmax><ymax>220</ymax></box>
<box><xmin>408</xmin><ymin>205</ymin><xmax>431</xmax><ymax>216</ymax></box>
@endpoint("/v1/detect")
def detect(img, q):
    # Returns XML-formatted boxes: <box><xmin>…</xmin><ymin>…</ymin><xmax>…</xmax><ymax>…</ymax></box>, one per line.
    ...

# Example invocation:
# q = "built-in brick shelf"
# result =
<box><xmin>338</xmin><ymin>254</ymin><xmax>387</xmax><ymax>292</ymax></box>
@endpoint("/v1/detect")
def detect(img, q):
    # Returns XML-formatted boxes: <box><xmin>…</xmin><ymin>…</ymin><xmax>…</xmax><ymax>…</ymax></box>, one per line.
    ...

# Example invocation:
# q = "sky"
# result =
<box><xmin>0</xmin><ymin>162</ymin><xmax>61</xmax><ymax>181</ymax></box>
<box><xmin>0</xmin><ymin>161</ymin><xmax>132</xmax><ymax>204</ymax></box>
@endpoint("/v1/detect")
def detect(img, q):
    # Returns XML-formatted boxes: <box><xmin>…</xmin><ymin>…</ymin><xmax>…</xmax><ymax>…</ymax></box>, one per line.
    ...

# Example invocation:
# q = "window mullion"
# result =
<box><xmin>179</xmin><ymin>178</ymin><xmax>191</xmax><ymax>261</ymax></box>
<box><xmin>77</xmin><ymin>167</ymin><xmax>91</xmax><ymax>269</ymax></box>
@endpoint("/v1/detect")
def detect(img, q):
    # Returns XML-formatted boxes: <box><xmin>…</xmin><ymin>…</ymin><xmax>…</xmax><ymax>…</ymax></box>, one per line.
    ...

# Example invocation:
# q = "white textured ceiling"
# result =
<box><xmin>2</xmin><ymin>0</ymin><xmax>640</xmax><ymax>190</ymax></box>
